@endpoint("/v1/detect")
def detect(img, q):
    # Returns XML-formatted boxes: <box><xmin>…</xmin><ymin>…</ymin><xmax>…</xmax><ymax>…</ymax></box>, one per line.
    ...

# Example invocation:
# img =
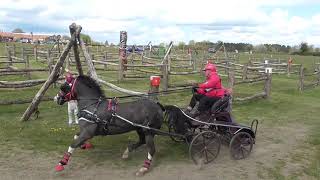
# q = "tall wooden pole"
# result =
<box><xmin>69</xmin><ymin>23</ymin><xmax>84</xmax><ymax>76</ymax></box>
<box><xmin>78</xmin><ymin>31</ymin><xmax>98</xmax><ymax>81</ymax></box>
<box><xmin>118</xmin><ymin>31</ymin><xmax>127</xmax><ymax>81</ymax></box>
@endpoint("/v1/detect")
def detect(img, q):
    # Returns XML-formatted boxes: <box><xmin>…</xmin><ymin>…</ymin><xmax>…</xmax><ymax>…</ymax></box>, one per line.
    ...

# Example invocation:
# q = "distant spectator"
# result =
<box><xmin>65</xmin><ymin>70</ymin><xmax>78</xmax><ymax>126</ymax></box>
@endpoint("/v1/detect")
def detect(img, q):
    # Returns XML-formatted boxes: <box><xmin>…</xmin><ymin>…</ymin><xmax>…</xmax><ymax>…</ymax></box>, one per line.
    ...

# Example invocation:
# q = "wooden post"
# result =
<box><xmin>162</xmin><ymin>64</ymin><xmax>169</xmax><ymax>91</ymax></box>
<box><xmin>118</xmin><ymin>31</ymin><xmax>127</xmax><ymax>81</ymax></box>
<box><xmin>66</xmin><ymin>53</ymin><xmax>70</xmax><ymax>70</ymax></box>
<box><xmin>242</xmin><ymin>64</ymin><xmax>248</xmax><ymax>80</ymax></box>
<box><xmin>298</xmin><ymin>66</ymin><xmax>304</xmax><ymax>92</ymax></box>
<box><xmin>12</xmin><ymin>44</ymin><xmax>16</xmax><ymax>58</ymax></box>
<box><xmin>141</xmin><ymin>52</ymin><xmax>145</xmax><ymax>64</ymax></box>
<box><xmin>318</xmin><ymin>64</ymin><xmax>320</xmax><ymax>85</ymax></box>
<box><xmin>91</xmin><ymin>54</ymin><xmax>95</xmax><ymax>67</ymax></box>
<box><xmin>69</xmin><ymin>23</ymin><xmax>84</xmax><ymax>76</ymax></box>
<box><xmin>264</xmin><ymin>73</ymin><xmax>272</xmax><ymax>98</ymax></box>
<box><xmin>47</xmin><ymin>49</ymin><xmax>53</xmax><ymax>74</ymax></box>
<box><xmin>25</xmin><ymin>55</ymin><xmax>31</xmax><ymax>79</ymax></box>
<box><xmin>34</xmin><ymin>45</ymin><xmax>38</xmax><ymax>61</ymax></box>
<box><xmin>167</xmin><ymin>55</ymin><xmax>171</xmax><ymax>72</ymax></box>
<box><xmin>21</xmin><ymin>47</ymin><xmax>25</xmax><ymax>60</ymax></box>
<box><xmin>5</xmin><ymin>45</ymin><xmax>12</xmax><ymax>66</ymax></box>
<box><xmin>87</xmin><ymin>46</ymin><xmax>91</xmax><ymax>55</ymax></box>
<box><xmin>192</xmin><ymin>54</ymin><xmax>196</xmax><ymax>71</ymax></box>
<box><xmin>104</xmin><ymin>51</ymin><xmax>108</xmax><ymax>70</ymax></box>
<box><xmin>224</xmin><ymin>61</ymin><xmax>228</xmax><ymax>74</ymax></box>
<box><xmin>228</xmin><ymin>68</ymin><xmax>235</xmax><ymax>89</ymax></box>
<box><xmin>20</xmin><ymin>37</ymin><xmax>75</xmax><ymax>121</ymax></box>
<box><xmin>227</xmin><ymin>68</ymin><xmax>234</xmax><ymax>111</ymax></box>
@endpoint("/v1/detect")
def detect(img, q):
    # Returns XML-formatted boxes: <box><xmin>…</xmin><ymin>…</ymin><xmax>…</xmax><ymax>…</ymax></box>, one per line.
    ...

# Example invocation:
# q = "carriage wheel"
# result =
<box><xmin>229</xmin><ymin>132</ymin><xmax>253</xmax><ymax>160</ymax></box>
<box><xmin>189</xmin><ymin>131</ymin><xmax>221</xmax><ymax>165</ymax></box>
<box><xmin>168</xmin><ymin>124</ymin><xmax>186</xmax><ymax>143</ymax></box>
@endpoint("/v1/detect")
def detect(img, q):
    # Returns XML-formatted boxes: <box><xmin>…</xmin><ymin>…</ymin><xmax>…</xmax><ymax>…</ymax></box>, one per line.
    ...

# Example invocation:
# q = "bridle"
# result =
<box><xmin>61</xmin><ymin>78</ymin><xmax>78</xmax><ymax>101</ymax></box>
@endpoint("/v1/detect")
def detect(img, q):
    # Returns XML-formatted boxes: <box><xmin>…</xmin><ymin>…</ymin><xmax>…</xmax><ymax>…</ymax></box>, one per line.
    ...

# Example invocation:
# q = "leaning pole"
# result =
<box><xmin>20</xmin><ymin>24</ymin><xmax>81</xmax><ymax>121</ymax></box>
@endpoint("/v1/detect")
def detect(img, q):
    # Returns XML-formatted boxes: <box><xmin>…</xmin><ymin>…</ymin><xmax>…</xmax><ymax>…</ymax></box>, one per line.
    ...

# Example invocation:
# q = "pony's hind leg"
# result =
<box><xmin>122</xmin><ymin>128</ymin><xmax>146</xmax><ymax>159</ymax></box>
<box><xmin>136</xmin><ymin>133</ymin><xmax>155</xmax><ymax>176</ymax></box>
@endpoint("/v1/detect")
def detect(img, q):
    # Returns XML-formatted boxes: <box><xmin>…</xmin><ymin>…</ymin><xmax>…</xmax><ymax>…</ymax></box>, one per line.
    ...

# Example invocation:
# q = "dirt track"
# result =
<box><xmin>0</xmin><ymin>123</ymin><xmax>314</xmax><ymax>180</ymax></box>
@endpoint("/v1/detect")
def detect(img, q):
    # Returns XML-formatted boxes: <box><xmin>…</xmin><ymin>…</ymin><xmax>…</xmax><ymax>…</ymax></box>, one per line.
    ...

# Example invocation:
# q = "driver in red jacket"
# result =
<box><xmin>187</xmin><ymin>63</ymin><xmax>228</xmax><ymax>117</ymax></box>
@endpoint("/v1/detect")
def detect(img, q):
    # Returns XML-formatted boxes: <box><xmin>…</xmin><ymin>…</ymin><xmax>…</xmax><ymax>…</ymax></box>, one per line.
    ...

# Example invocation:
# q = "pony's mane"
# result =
<box><xmin>77</xmin><ymin>75</ymin><xmax>106</xmax><ymax>98</ymax></box>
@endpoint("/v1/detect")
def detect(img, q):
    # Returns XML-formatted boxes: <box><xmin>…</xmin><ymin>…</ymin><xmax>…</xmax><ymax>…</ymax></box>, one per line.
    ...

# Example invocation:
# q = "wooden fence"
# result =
<box><xmin>298</xmin><ymin>65</ymin><xmax>320</xmax><ymax>91</ymax></box>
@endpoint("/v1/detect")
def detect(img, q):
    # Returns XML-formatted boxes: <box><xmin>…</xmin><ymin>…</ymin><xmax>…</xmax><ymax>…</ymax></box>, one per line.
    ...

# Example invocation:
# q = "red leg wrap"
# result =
<box><xmin>59</xmin><ymin>152</ymin><xmax>71</xmax><ymax>165</ymax></box>
<box><xmin>143</xmin><ymin>159</ymin><xmax>152</xmax><ymax>169</ymax></box>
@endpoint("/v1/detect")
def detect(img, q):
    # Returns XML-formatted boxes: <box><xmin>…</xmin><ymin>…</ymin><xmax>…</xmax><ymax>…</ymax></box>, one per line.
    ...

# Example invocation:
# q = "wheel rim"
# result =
<box><xmin>189</xmin><ymin>131</ymin><xmax>221</xmax><ymax>165</ymax></box>
<box><xmin>229</xmin><ymin>132</ymin><xmax>253</xmax><ymax>160</ymax></box>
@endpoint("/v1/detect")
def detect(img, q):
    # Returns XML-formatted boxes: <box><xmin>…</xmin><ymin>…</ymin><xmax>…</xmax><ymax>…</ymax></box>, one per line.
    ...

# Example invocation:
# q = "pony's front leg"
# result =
<box><xmin>136</xmin><ymin>134</ymin><xmax>155</xmax><ymax>176</ymax></box>
<box><xmin>74</xmin><ymin>132</ymin><xmax>93</xmax><ymax>150</ymax></box>
<box><xmin>55</xmin><ymin>130</ymin><xmax>94</xmax><ymax>172</ymax></box>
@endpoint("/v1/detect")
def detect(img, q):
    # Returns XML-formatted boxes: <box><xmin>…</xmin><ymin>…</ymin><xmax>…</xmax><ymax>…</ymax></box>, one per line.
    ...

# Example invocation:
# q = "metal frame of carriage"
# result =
<box><xmin>167</xmin><ymin>95</ymin><xmax>259</xmax><ymax>165</ymax></box>
<box><xmin>112</xmin><ymin>94</ymin><xmax>258</xmax><ymax>165</ymax></box>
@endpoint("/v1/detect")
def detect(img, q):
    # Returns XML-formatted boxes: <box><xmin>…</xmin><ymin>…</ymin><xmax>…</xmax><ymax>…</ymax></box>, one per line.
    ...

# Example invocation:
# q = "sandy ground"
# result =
<box><xmin>0</xmin><ymin>123</ymin><xmax>315</xmax><ymax>180</ymax></box>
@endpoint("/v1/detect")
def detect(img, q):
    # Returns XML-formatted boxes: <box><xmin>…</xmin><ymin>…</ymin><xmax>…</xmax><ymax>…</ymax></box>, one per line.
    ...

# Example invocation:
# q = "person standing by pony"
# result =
<box><xmin>65</xmin><ymin>70</ymin><xmax>79</xmax><ymax>126</ymax></box>
<box><xmin>187</xmin><ymin>62</ymin><xmax>229</xmax><ymax>117</ymax></box>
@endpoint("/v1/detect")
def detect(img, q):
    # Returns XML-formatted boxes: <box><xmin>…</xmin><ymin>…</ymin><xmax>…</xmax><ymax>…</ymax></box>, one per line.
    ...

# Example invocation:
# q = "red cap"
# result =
<box><xmin>203</xmin><ymin>63</ymin><xmax>217</xmax><ymax>72</ymax></box>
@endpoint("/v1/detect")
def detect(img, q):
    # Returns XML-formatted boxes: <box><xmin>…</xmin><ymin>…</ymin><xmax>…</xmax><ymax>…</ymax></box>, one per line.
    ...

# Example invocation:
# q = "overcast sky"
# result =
<box><xmin>1</xmin><ymin>0</ymin><xmax>320</xmax><ymax>46</ymax></box>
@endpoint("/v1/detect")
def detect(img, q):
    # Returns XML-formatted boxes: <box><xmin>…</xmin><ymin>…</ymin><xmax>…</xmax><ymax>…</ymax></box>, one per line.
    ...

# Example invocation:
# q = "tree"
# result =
<box><xmin>188</xmin><ymin>40</ymin><xmax>195</xmax><ymax>46</ymax></box>
<box><xmin>62</xmin><ymin>35</ymin><xmax>71</xmax><ymax>41</ymax></box>
<box><xmin>12</xmin><ymin>28</ymin><xmax>24</xmax><ymax>33</ymax></box>
<box><xmin>178</xmin><ymin>41</ymin><xmax>186</xmax><ymax>49</ymax></box>
<box><xmin>300</xmin><ymin>42</ymin><xmax>309</xmax><ymax>54</ymax></box>
<box><xmin>253</xmin><ymin>44</ymin><xmax>267</xmax><ymax>53</ymax></box>
<box><xmin>80</xmin><ymin>33</ymin><xmax>92</xmax><ymax>45</ymax></box>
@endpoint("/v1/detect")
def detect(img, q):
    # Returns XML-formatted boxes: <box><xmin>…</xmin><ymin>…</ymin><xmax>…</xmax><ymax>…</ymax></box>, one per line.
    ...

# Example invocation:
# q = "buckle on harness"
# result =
<box><xmin>107</xmin><ymin>97</ymin><xmax>118</xmax><ymax>112</ymax></box>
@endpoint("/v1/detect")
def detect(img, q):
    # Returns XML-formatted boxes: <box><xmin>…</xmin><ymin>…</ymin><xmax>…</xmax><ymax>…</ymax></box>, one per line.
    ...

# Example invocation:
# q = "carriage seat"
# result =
<box><xmin>210</xmin><ymin>95</ymin><xmax>231</xmax><ymax>114</ymax></box>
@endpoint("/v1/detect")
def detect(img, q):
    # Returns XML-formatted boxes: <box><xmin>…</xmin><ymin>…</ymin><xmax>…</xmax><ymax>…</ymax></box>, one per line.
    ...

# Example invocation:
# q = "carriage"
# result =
<box><xmin>164</xmin><ymin>95</ymin><xmax>259</xmax><ymax>165</ymax></box>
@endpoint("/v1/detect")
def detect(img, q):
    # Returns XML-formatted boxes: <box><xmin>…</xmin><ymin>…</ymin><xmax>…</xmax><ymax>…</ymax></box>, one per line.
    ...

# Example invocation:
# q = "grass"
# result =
<box><xmin>1</xmin><ymin>42</ymin><xmax>320</xmax><ymax>178</ymax></box>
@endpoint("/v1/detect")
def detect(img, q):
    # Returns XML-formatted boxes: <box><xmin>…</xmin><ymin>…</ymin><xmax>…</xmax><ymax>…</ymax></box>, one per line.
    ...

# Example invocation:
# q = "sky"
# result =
<box><xmin>0</xmin><ymin>0</ymin><xmax>320</xmax><ymax>47</ymax></box>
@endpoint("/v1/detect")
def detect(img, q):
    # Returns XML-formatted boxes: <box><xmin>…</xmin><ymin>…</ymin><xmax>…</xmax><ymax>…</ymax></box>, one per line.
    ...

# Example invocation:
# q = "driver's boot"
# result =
<box><xmin>190</xmin><ymin>109</ymin><xmax>200</xmax><ymax>118</ymax></box>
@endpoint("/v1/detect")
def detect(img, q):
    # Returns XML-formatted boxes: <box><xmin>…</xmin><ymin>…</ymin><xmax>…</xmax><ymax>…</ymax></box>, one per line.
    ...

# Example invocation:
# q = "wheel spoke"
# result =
<box><xmin>193</xmin><ymin>147</ymin><xmax>205</xmax><ymax>157</ymax></box>
<box><xmin>204</xmin><ymin>149</ymin><xmax>209</xmax><ymax>162</ymax></box>
<box><xmin>206</xmin><ymin>138</ymin><xmax>218</xmax><ymax>147</ymax></box>
<box><xmin>241</xmin><ymin>147</ymin><xmax>250</xmax><ymax>156</ymax></box>
<box><xmin>206</xmin><ymin>149</ymin><xmax>217</xmax><ymax>158</ymax></box>
<box><xmin>240</xmin><ymin>147</ymin><xmax>245</xmax><ymax>158</ymax></box>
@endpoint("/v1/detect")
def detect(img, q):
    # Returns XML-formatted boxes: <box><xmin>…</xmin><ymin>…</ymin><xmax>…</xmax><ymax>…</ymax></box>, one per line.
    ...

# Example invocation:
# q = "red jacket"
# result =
<box><xmin>197</xmin><ymin>72</ymin><xmax>227</xmax><ymax>97</ymax></box>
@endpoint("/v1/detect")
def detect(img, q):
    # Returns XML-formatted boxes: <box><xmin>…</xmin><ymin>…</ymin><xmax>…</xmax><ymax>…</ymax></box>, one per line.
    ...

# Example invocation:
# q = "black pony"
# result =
<box><xmin>54</xmin><ymin>75</ymin><xmax>164</xmax><ymax>176</ymax></box>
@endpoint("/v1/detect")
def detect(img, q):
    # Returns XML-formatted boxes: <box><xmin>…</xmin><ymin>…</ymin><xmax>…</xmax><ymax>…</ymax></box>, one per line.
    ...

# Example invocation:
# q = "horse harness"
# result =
<box><xmin>77</xmin><ymin>97</ymin><xmax>119</xmax><ymax>134</ymax></box>
<box><xmin>63</xmin><ymin>77</ymin><xmax>157</xmax><ymax>134</ymax></box>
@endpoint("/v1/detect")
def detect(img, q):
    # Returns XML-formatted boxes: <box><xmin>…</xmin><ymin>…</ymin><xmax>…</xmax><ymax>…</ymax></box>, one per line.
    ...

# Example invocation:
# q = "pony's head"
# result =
<box><xmin>55</xmin><ymin>75</ymin><xmax>105</xmax><ymax>105</ymax></box>
<box><xmin>55</xmin><ymin>79</ymin><xmax>78</xmax><ymax>105</ymax></box>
